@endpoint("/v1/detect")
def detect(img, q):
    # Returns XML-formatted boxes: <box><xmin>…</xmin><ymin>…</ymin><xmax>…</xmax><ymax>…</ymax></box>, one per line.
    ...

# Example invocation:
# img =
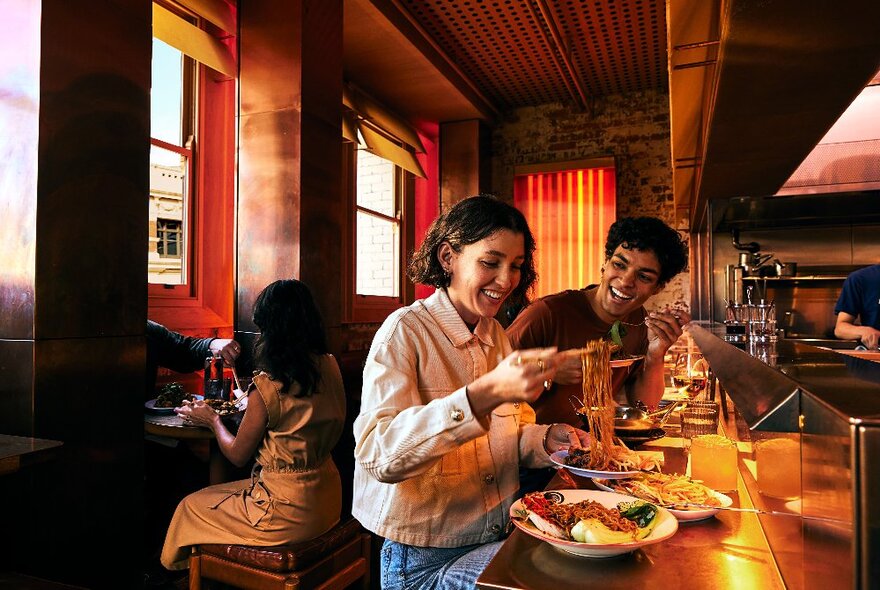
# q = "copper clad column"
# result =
<box><xmin>237</xmin><ymin>0</ymin><xmax>344</xmax><ymax>355</ymax></box>
<box><xmin>0</xmin><ymin>0</ymin><xmax>149</xmax><ymax>586</ymax></box>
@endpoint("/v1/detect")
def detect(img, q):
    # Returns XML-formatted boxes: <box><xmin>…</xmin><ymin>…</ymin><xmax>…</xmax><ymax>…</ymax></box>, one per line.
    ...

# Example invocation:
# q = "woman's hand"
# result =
<box><xmin>543</xmin><ymin>423</ymin><xmax>590</xmax><ymax>454</ymax></box>
<box><xmin>175</xmin><ymin>399</ymin><xmax>221</xmax><ymax>431</ymax></box>
<box><xmin>553</xmin><ymin>349</ymin><xmax>584</xmax><ymax>385</ymax></box>
<box><xmin>466</xmin><ymin>347</ymin><xmax>558</xmax><ymax>416</ymax></box>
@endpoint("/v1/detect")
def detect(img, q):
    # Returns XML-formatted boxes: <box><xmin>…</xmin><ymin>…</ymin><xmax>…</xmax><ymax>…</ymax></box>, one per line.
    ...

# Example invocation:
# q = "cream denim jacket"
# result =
<box><xmin>352</xmin><ymin>289</ymin><xmax>553</xmax><ymax>548</ymax></box>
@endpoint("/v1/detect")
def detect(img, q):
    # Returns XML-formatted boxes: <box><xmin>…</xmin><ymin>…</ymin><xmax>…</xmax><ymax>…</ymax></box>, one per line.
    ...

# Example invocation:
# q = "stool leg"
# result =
<box><xmin>188</xmin><ymin>549</ymin><xmax>202</xmax><ymax>590</ymax></box>
<box><xmin>360</xmin><ymin>534</ymin><xmax>371</xmax><ymax>590</ymax></box>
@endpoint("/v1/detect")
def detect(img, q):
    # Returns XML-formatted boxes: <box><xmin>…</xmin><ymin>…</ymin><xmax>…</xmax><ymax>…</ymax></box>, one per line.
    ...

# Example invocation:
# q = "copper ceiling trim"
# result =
<box><xmin>528</xmin><ymin>0</ymin><xmax>589</xmax><ymax>110</ymax></box>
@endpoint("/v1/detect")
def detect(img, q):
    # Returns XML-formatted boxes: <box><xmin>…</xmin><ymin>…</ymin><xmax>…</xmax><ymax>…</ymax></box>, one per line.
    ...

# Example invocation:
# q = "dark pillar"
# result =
<box><xmin>237</xmin><ymin>0</ymin><xmax>344</xmax><ymax>354</ymax></box>
<box><xmin>0</xmin><ymin>1</ymin><xmax>149</xmax><ymax>587</ymax></box>
<box><xmin>440</xmin><ymin>119</ymin><xmax>492</xmax><ymax>207</ymax></box>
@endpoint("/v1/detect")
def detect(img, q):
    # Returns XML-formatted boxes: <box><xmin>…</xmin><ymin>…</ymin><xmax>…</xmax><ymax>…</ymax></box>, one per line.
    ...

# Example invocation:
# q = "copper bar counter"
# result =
<box><xmin>477</xmin><ymin>436</ymin><xmax>785</xmax><ymax>590</ymax></box>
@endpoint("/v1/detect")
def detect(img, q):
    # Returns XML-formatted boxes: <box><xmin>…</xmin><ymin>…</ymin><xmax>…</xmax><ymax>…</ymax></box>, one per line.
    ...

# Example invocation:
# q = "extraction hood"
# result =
<box><xmin>714</xmin><ymin>191</ymin><xmax>880</xmax><ymax>231</ymax></box>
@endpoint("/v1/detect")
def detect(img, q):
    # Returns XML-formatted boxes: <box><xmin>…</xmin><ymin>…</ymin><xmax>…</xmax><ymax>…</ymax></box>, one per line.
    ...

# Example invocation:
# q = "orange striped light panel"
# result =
<box><xmin>514</xmin><ymin>168</ymin><xmax>616</xmax><ymax>299</ymax></box>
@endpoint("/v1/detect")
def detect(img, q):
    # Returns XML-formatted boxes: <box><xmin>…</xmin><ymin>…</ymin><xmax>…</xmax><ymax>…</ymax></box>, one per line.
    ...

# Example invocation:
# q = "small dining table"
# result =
<box><xmin>144</xmin><ymin>410</ymin><xmax>243</xmax><ymax>484</ymax></box>
<box><xmin>0</xmin><ymin>433</ymin><xmax>63</xmax><ymax>476</ymax></box>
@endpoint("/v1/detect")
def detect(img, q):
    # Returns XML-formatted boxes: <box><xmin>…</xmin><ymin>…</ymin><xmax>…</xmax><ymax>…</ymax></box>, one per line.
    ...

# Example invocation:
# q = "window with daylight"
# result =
<box><xmin>356</xmin><ymin>150</ymin><xmax>401</xmax><ymax>297</ymax></box>
<box><xmin>513</xmin><ymin>159</ymin><xmax>616</xmax><ymax>299</ymax></box>
<box><xmin>342</xmin><ymin>85</ymin><xmax>423</xmax><ymax>322</ymax></box>
<box><xmin>148</xmin><ymin>0</ymin><xmax>237</xmax><ymax>331</ymax></box>
<box><xmin>149</xmin><ymin>38</ymin><xmax>195</xmax><ymax>286</ymax></box>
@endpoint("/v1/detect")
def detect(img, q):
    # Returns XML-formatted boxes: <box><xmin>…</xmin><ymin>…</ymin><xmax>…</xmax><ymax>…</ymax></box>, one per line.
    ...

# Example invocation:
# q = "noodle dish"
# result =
<box><xmin>510</xmin><ymin>489</ymin><xmax>678</xmax><ymax>557</ymax></box>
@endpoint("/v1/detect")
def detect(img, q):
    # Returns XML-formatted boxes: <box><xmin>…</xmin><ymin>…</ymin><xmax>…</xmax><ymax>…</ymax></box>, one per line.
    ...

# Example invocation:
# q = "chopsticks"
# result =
<box><xmin>230</xmin><ymin>365</ymin><xmax>243</xmax><ymax>393</ymax></box>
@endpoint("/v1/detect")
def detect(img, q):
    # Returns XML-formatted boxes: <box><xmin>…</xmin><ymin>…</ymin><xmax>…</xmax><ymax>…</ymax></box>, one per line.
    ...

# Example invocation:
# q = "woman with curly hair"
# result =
<box><xmin>161</xmin><ymin>279</ymin><xmax>346</xmax><ymax>571</ymax></box>
<box><xmin>353</xmin><ymin>195</ymin><xmax>589</xmax><ymax>589</ymax></box>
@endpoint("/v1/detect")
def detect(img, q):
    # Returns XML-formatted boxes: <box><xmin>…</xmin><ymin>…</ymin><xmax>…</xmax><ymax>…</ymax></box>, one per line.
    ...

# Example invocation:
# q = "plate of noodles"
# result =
<box><xmin>592</xmin><ymin>473</ymin><xmax>733</xmax><ymax>521</ymax></box>
<box><xmin>510</xmin><ymin>489</ymin><xmax>678</xmax><ymax>557</ymax></box>
<box><xmin>550</xmin><ymin>449</ymin><xmax>660</xmax><ymax>479</ymax></box>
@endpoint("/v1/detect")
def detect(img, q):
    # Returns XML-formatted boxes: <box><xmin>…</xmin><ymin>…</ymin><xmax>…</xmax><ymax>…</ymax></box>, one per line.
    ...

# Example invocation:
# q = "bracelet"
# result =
<box><xmin>542</xmin><ymin>423</ymin><xmax>558</xmax><ymax>455</ymax></box>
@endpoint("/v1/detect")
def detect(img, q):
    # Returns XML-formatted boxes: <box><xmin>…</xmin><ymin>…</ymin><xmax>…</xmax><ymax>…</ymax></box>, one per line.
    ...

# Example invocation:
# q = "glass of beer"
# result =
<box><xmin>690</xmin><ymin>434</ymin><xmax>738</xmax><ymax>492</ymax></box>
<box><xmin>755</xmin><ymin>438</ymin><xmax>801</xmax><ymax>499</ymax></box>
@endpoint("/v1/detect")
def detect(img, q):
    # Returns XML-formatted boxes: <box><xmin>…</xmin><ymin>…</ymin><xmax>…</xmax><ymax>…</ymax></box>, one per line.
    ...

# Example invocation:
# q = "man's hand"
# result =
<box><xmin>861</xmin><ymin>327</ymin><xmax>880</xmax><ymax>350</ymax></box>
<box><xmin>645</xmin><ymin>308</ymin><xmax>691</xmax><ymax>360</ymax></box>
<box><xmin>210</xmin><ymin>339</ymin><xmax>241</xmax><ymax>365</ymax></box>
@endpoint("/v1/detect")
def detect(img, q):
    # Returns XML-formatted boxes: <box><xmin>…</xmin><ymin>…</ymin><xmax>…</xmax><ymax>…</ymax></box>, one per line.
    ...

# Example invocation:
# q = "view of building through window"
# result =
<box><xmin>356</xmin><ymin>150</ymin><xmax>400</xmax><ymax>297</ymax></box>
<box><xmin>148</xmin><ymin>38</ymin><xmax>192</xmax><ymax>285</ymax></box>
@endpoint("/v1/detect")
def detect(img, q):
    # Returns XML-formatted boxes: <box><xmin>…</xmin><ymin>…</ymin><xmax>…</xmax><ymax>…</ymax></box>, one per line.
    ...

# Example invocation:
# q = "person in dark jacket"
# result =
<box><xmin>143</xmin><ymin>321</ymin><xmax>240</xmax><ymax>588</ymax></box>
<box><xmin>145</xmin><ymin>320</ymin><xmax>241</xmax><ymax>398</ymax></box>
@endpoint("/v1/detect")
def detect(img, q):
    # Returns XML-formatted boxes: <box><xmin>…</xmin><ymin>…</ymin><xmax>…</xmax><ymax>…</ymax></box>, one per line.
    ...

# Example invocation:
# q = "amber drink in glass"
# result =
<box><xmin>755</xmin><ymin>438</ymin><xmax>800</xmax><ymax>499</ymax></box>
<box><xmin>691</xmin><ymin>434</ymin><xmax>738</xmax><ymax>492</ymax></box>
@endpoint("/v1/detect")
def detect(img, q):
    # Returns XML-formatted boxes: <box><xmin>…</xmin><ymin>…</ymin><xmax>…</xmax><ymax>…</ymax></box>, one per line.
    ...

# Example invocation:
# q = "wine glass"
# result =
<box><xmin>672</xmin><ymin>352</ymin><xmax>710</xmax><ymax>400</ymax></box>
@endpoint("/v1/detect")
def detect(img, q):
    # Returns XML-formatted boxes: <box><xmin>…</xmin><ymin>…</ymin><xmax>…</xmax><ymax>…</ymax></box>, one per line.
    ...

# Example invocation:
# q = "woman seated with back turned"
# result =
<box><xmin>161</xmin><ymin>279</ymin><xmax>346</xmax><ymax>571</ymax></box>
<box><xmin>352</xmin><ymin>195</ymin><xmax>589</xmax><ymax>589</ymax></box>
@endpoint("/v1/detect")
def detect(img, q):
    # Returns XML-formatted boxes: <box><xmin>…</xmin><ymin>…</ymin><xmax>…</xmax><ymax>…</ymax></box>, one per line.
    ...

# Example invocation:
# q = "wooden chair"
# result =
<box><xmin>188</xmin><ymin>518</ymin><xmax>370</xmax><ymax>590</ymax></box>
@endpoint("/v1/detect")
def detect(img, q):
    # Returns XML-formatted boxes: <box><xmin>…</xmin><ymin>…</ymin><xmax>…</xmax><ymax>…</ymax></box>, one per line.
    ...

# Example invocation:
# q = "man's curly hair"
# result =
<box><xmin>605</xmin><ymin>217</ymin><xmax>688</xmax><ymax>287</ymax></box>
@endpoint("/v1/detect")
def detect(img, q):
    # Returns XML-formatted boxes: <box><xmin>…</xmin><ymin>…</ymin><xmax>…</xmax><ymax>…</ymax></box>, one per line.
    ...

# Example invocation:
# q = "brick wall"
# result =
<box><xmin>489</xmin><ymin>89</ymin><xmax>689</xmax><ymax>312</ymax></box>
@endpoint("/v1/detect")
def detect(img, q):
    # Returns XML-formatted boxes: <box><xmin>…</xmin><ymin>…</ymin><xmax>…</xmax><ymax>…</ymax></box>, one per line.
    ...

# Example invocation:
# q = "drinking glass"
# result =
<box><xmin>755</xmin><ymin>437</ymin><xmax>801</xmax><ymax>499</ymax></box>
<box><xmin>748</xmin><ymin>301</ymin><xmax>777</xmax><ymax>342</ymax></box>
<box><xmin>690</xmin><ymin>434</ymin><xmax>738</xmax><ymax>491</ymax></box>
<box><xmin>673</xmin><ymin>352</ymin><xmax>710</xmax><ymax>399</ymax></box>
<box><xmin>680</xmin><ymin>401</ymin><xmax>719</xmax><ymax>438</ymax></box>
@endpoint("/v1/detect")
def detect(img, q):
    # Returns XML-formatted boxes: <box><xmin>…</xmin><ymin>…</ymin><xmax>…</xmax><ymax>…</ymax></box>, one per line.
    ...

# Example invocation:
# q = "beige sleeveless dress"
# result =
<box><xmin>161</xmin><ymin>354</ymin><xmax>346</xmax><ymax>570</ymax></box>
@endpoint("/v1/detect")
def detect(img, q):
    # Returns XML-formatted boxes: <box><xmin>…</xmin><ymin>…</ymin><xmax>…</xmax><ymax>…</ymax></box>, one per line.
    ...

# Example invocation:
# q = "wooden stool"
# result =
<box><xmin>188</xmin><ymin>518</ymin><xmax>370</xmax><ymax>590</ymax></box>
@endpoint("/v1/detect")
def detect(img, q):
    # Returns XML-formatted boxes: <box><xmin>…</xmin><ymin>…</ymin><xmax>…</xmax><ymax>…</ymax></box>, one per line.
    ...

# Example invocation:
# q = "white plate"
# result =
<box><xmin>550</xmin><ymin>450</ymin><xmax>640</xmax><ymax>479</ymax></box>
<box><xmin>144</xmin><ymin>399</ymin><xmax>175</xmax><ymax>414</ymax></box>
<box><xmin>592</xmin><ymin>478</ymin><xmax>733</xmax><ymax>522</ymax></box>
<box><xmin>510</xmin><ymin>489</ymin><xmax>678</xmax><ymax>557</ymax></box>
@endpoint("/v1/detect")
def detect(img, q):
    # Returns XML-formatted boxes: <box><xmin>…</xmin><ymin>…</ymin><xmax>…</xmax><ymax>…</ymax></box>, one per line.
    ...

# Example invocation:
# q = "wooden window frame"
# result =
<box><xmin>149</xmin><ymin>39</ymin><xmax>236</xmax><ymax>331</ymax></box>
<box><xmin>343</xmin><ymin>143</ymin><xmax>415</xmax><ymax>323</ymax></box>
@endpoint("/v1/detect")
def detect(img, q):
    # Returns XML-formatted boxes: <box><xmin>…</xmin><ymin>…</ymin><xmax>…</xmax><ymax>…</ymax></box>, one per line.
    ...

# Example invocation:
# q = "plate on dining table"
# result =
<box><xmin>550</xmin><ymin>450</ymin><xmax>641</xmax><ymax>480</ymax></box>
<box><xmin>591</xmin><ymin>478</ymin><xmax>733</xmax><ymax>522</ymax></box>
<box><xmin>144</xmin><ymin>399</ymin><xmax>176</xmax><ymax>415</ymax></box>
<box><xmin>509</xmin><ymin>489</ymin><xmax>678</xmax><ymax>557</ymax></box>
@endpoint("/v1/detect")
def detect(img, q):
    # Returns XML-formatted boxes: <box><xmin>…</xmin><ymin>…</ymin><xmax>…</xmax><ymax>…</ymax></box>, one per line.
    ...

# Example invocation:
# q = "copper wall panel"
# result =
<box><xmin>237</xmin><ymin>0</ymin><xmax>344</xmax><ymax>348</ymax></box>
<box><xmin>36</xmin><ymin>0</ymin><xmax>150</xmax><ymax>340</ymax></box>
<box><xmin>0</xmin><ymin>340</ymin><xmax>37</xmax><ymax>434</ymax></box>
<box><xmin>237</xmin><ymin>108</ymin><xmax>302</xmax><ymax>330</ymax></box>
<box><xmin>0</xmin><ymin>0</ymin><xmax>150</xmax><ymax>586</ymax></box>
<box><xmin>22</xmin><ymin>335</ymin><xmax>144</xmax><ymax>587</ymax></box>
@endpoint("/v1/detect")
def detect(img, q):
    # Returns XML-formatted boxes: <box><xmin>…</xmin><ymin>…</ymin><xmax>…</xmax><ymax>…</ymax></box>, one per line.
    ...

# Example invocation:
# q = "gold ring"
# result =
<box><xmin>543</xmin><ymin>379</ymin><xmax>553</xmax><ymax>390</ymax></box>
<box><xmin>536</xmin><ymin>358</ymin><xmax>545</xmax><ymax>372</ymax></box>
<box><xmin>514</xmin><ymin>356</ymin><xmax>524</xmax><ymax>366</ymax></box>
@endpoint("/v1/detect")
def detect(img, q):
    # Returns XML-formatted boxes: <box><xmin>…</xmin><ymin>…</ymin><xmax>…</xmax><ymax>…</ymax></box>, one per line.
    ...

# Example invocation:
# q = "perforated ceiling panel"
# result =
<box><xmin>399</xmin><ymin>0</ymin><xmax>667</xmax><ymax>110</ymax></box>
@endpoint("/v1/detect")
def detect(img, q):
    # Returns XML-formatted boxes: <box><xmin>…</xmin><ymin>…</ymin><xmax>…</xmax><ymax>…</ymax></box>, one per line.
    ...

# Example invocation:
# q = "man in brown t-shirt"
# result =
<box><xmin>507</xmin><ymin>216</ymin><xmax>690</xmax><ymax>428</ymax></box>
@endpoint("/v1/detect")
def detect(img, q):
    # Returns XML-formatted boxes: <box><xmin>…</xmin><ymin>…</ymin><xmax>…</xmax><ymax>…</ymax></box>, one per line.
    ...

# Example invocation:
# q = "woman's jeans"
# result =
<box><xmin>380</xmin><ymin>539</ymin><xmax>503</xmax><ymax>590</ymax></box>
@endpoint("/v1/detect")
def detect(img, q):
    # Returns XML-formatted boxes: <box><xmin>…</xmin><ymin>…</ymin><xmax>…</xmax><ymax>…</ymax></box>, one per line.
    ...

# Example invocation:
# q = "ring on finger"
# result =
<box><xmin>514</xmin><ymin>356</ymin><xmax>524</xmax><ymax>366</ymax></box>
<box><xmin>543</xmin><ymin>378</ymin><xmax>553</xmax><ymax>391</ymax></box>
<box><xmin>536</xmin><ymin>358</ymin><xmax>545</xmax><ymax>372</ymax></box>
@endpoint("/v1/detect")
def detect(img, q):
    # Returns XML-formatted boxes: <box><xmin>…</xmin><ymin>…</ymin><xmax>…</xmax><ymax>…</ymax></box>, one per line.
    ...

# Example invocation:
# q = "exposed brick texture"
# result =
<box><xmin>489</xmin><ymin>89</ymin><xmax>690</xmax><ymax>313</ymax></box>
